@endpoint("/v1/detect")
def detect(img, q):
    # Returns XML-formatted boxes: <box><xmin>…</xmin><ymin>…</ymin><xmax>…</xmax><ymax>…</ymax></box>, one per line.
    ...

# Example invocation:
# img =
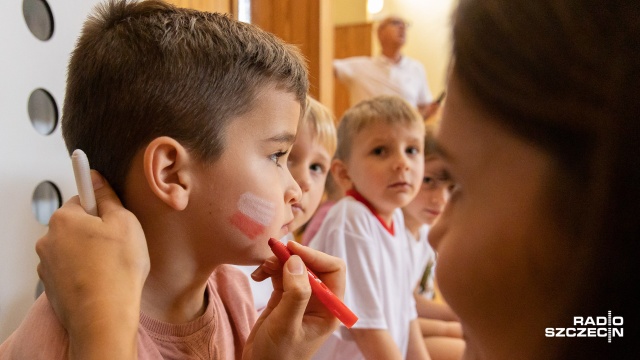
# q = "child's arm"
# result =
<box><xmin>350</xmin><ymin>328</ymin><xmax>404</xmax><ymax>360</ymax></box>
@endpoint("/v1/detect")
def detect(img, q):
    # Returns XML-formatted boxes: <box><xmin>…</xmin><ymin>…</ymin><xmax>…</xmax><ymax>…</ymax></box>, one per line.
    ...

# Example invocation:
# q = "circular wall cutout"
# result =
<box><xmin>23</xmin><ymin>0</ymin><xmax>54</xmax><ymax>41</ymax></box>
<box><xmin>28</xmin><ymin>88</ymin><xmax>58</xmax><ymax>135</ymax></box>
<box><xmin>31</xmin><ymin>181</ymin><xmax>62</xmax><ymax>225</ymax></box>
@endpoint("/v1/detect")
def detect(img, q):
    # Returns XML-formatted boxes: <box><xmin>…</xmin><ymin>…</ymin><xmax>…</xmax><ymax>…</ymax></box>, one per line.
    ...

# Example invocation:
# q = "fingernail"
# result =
<box><xmin>287</xmin><ymin>255</ymin><xmax>304</xmax><ymax>275</ymax></box>
<box><xmin>91</xmin><ymin>171</ymin><xmax>104</xmax><ymax>190</ymax></box>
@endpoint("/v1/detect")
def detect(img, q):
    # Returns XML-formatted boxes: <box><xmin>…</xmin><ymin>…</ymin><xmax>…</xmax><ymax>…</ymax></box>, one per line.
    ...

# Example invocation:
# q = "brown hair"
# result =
<box><xmin>334</xmin><ymin>95</ymin><xmax>424</xmax><ymax>161</ymax></box>
<box><xmin>452</xmin><ymin>0</ymin><xmax>639</xmax><ymax>357</ymax></box>
<box><xmin>424</xmin><ymin>121</ymin><xmax>438</xmax><ymax>158</ymax></box>
<box><xmin>62</xmin><ymin>0</ymin><xmax>308</xmax><ymax>198</ymax></box>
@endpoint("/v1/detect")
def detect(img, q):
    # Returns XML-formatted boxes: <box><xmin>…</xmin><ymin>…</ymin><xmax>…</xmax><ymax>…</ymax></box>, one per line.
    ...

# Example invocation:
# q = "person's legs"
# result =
<box><xmin>419</xmin><ymin>317</ymin><xmax>465</xmax><ymax>360</ymax></box>
<box><xmin>424</xmin><ymin>337</ymin><xmax>465</xmax><ymax>360</ymax></box>
<box><xmin>419</xmin><ymin>317</ymin><xmax>463</xmax><ymax>338</ymax></box>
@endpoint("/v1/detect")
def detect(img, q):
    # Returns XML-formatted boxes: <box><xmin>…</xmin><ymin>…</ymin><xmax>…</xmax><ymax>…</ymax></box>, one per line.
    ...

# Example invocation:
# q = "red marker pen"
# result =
<box><xmin>268</xmin><ymin>238</ymin><xmax>358</xmax><ymax>328</ymax></box>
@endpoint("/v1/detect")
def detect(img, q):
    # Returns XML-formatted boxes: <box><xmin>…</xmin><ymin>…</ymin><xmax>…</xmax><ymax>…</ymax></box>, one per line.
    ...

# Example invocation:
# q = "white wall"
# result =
<box><xmin>0</xmin><ymin>0</ymin><xmax>102</xmax><ymax>343</ymax></box>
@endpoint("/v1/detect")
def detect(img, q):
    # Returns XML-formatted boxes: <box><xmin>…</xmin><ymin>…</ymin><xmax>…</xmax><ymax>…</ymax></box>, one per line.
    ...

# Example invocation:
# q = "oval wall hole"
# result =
<box><xmin>28</xmin><ymin>88</ymin><xmax>58</xmax><ymax>135</ymax></box>
<box><xmin>31</xmin><ymin>181</ymin><xmax>62</xmax><ymax>225</ymax></box>
<box><xmin>23</xmin><ymin>0</ymin><xmax>54</xmax><ymax>41</ymax></box>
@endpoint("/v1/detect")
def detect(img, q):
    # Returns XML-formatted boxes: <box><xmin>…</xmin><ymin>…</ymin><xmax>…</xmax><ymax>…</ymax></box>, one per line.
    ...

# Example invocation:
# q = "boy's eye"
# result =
<box><xmin>372</xmin><ymin>147</ymin><xmax>386</xmax><ymax>156</ymax></box>
<box><xmin>423</xmin><ymin>170</ymin><xmax>455</xmax><ymax>191</ymax></box>
<box><xmin>422</xmin><ymin>176</ymin><xmax>440</xmax><ymax>190</ymax></box>
<box><xmin>423</xmin><ymin>176</ymin><xmax>435</xmax><ymax>185</ymax></box>
<box><xmin>406</xmin><ymin>147</ymin><xmax>420</xmax><ymax>155</ymax></box>
<box><xmin>270</xmin><ymin>150</ymin><xmax>289</xmax><ymax>167</ymax></box>
<box><xmin>309</xmin><ymin>163</ymin><xmax>326</xmax><ymax>174</ymax></box>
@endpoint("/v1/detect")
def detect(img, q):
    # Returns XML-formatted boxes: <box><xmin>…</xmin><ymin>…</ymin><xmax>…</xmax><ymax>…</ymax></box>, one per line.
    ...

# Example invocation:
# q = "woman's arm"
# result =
<box><xmin>36</xmin><ymin>171</ymin><xmax>149</xmax><ymax>360</ymax></box>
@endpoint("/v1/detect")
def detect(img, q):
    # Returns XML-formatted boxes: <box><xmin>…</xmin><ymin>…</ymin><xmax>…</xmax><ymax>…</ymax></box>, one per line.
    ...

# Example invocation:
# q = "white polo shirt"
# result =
<box><xmin>308</xmin><ymin>193</ymin><xmax>417</xmax><ymax>360</ymax></box>
<box><xmin>333</xmin><ymin>55</ymin><xmax>433</xmax><ymax>108</ymax></box>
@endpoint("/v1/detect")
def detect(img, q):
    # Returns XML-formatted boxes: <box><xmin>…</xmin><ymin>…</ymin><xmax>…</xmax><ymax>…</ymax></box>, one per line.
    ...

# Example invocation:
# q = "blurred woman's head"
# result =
<box><xmin>430</xmin><ymin>0</ymin><xmax>639</xmax><ymax>358</ymax></box>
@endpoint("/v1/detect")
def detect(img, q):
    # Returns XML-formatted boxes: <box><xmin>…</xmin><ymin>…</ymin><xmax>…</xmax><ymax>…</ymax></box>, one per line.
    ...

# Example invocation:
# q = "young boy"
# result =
<box><xmin>0</xmin><ymin>1</ymin><xmax>342</xmax><ymax>358</ymax></box>
<box><xmin>308</xmin><ymin>95</ymin><xmax>430</xmax><ymax>359</ymax></box>
<box><xmin>402</xmin><ymin>123</ymin><xmax>465</xmax><ymax>360</ymax></box>
<box><xmin>238</xmin><ymin>95</ymin><xmax>337</xmax><ymax>313</ymax></box>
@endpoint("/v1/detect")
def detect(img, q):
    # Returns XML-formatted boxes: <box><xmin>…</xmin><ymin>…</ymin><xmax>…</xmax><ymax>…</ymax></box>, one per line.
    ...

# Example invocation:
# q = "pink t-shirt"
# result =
<box><xmin>302</xmin><ymin>200</ymin><xmax>336</xmax><ymax>245</ymax></box>
<box><xmin>0</xmin><ymin>265</ymin><xmax>257</xmax><ymax>360</ymax></box>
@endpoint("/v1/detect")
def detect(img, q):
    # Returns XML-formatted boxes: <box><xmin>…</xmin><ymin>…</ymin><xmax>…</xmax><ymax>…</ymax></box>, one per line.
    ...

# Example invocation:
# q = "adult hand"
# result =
<box><xmin>420</xmin><ymin>101</ymin><xmax>441</xmax><ymax>121</ymax></box>
<box><xmin>36</xmin><ymin>171</ymin><xmax>149</xmax><ymax>360</ymax></box>
<box><xmin>243</xmin><ymin>241</ymin><xmax>346</xmax><ymax>360</ymax></box>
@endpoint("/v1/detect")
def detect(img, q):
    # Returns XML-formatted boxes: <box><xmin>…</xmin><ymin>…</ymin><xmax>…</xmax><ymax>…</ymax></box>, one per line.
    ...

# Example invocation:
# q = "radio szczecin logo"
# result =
<box><xmin>545</xmin><ymin>311</ymin><xmax>623</xmax><ymax>343</ymax></box>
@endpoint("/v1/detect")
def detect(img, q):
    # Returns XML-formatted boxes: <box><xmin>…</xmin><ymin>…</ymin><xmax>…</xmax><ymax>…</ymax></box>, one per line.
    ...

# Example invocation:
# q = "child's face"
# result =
<box><xmin>287</xmin><ymin>121</ymin><xmax>333</xmax><ymax>233</ymax></box>
<box><xmin>345</xmin><ymin>121</ymin><xmax>424</xmax><ymax>221</ymax></box>
<box><xmin>189</xmin><ymin>88</ymin><xmax>302</xmax><ymax>265</ymax></box>
<box><xmin>428</xmin><ymin>75</ymin><xmax>573</xmax><ymax>357</ymax></box>
<box><xmin>402</xmin><ymin>156</ymin><xmax>449</xmax><ymax>226</ymax></box>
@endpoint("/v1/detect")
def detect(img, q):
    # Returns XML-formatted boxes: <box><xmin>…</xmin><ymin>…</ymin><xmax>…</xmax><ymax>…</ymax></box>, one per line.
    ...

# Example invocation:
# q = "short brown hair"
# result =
<box><xmin>62</xmin><ymin>0</ymin><xmax>308</xmax><ymax>198</ymax></box>
<box><xmin>334</xmin><ymin>95</ymin><xmax>424</xmax><ymax>161</ymax></box>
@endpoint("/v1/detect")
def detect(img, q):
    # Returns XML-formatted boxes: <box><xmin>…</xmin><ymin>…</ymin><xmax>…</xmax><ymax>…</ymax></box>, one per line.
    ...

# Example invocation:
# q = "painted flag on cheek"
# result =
<box><xmin>230</xmin><ymin>192</ymin><xmax>275</xmax><ymax>239</ymax></box>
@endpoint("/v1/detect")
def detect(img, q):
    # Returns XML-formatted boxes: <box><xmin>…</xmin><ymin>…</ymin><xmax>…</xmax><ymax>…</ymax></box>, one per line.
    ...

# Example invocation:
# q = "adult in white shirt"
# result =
<box><xmin>333</xmin><ymin>16</ymin><xmax>439</xmax><ymax>119</ymax></box>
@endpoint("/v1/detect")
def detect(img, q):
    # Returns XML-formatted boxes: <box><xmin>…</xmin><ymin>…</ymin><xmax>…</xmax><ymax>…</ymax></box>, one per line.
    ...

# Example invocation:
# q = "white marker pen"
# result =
<box><xmin>71</xmin><ymin>149</ymin><xmax>98</xmax><ymax>216</ymax></box>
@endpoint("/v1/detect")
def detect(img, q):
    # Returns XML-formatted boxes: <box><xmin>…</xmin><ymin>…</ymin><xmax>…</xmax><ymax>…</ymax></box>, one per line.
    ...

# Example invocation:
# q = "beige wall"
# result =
<box><xmin>333</xmin><ymin>0</ymin><xmax>368</xmax><ymax>25</ymax></box>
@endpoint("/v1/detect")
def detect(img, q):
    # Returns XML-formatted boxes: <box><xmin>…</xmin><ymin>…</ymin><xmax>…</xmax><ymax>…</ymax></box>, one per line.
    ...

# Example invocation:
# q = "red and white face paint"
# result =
<box><xmin>230</xmin><ymin>192</ymin><xmax>276</xmax><ymax>240</ymax></box>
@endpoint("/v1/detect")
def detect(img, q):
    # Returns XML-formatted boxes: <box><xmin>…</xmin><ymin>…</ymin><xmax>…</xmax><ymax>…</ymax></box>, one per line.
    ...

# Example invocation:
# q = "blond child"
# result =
<box><xmin>0</xmin><ymin>1</ymin><xmax>345</xmax><ymax>359</ymax></box>
<box><xmin>309</xmin><ymin>95</ymin><xmax>430</xmax><ymax>360</ymax></box>
<box><xmin>402</xmin><ymin>123</ymin><xmax>465</xmax><ymax>360</ymax></box>
<box><xmin>238</xmin><ymin>95</ymin><xmax>337</xmax><ymax>312</ymax></box>
<box><xmin>287</xmin><ymin>96</ymin><xmax>338</xmax><ymax>238</ymax></box>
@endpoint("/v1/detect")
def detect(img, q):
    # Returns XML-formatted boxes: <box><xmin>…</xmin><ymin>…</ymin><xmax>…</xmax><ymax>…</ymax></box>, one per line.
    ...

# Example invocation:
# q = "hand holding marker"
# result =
<box><xmin>268</xmin><ymin>238</ymin><xmax>358</xmax><ymax>328</ymax></box>
<box><xmin>71</xmin><ymin>149</ymin><xmax>97</xmax><ymax>216</ymax></box>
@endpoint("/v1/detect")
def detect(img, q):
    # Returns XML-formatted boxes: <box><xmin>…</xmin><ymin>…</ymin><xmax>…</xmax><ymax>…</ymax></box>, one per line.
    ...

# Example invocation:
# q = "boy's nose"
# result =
<box><xmin>392</xmin><ymin>153</ymin><xmax>411</xmax><ymax>171</ymax></box>
<box><xmin>429</xmin><ymin>189</ymin><xmax>446</xmax><ymax>207</ymax></box>
<box><xmin>292</xmin><ymin>166</ymin><xmax>311</xmax><ymax>193</ymax></box>
<box><xmin>285</xmin><ymin>171</ymin><xmax>302</xmax><ymax>205</ymax></box>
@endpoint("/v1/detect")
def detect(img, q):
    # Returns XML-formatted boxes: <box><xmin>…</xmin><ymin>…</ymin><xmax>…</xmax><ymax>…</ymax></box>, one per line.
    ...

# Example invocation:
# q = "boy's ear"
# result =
<box><xmin>143</xmin><ymin>136</ymin><xmax>192</xmax><ymax>211</ymax></box>
<box><xmin>330</xmin><ymin>159</ymin><xmax>353</xmax><ymax>191</ymax></box>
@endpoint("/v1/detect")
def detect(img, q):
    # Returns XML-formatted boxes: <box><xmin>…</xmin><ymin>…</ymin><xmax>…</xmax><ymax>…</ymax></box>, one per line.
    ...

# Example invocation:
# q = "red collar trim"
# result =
<box><xmin>346</xmin><ymin>189</ymin><xmax>395</xmax><ymax>235</ymax></box>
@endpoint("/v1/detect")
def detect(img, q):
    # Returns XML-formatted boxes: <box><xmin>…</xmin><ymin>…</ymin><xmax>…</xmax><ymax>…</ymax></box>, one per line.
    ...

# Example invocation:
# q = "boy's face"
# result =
<box><xmin>403</xmin><ymin>156</ymin><xmax>449</xmax><ymax>226</ymax></box>
<box><xmin>189</xmin><ymin>88</ymin><xmax>302</xmax><ymax>265</ymax></box>
<box><xmin>345</xmin><ymin>121</ymin><xmax>424</xmax><ymax>221</ymax></box>
<box><xmin>287</xmin><ymin>121</ymin><xmax>333</xmax><ymax>233</ymax></box>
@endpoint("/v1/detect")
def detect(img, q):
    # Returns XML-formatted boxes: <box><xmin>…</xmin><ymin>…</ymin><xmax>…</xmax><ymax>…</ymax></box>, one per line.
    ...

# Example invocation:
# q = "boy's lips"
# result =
<box><xmin>292</xmin><ymin>203</ymin><xmax>303</xmax><ymax>214</ymax></box>
<box><xmin>388</xmin><ymin>181</ymin><xmax>412</xmax><ymax>189</ymax></box>
<box><xmin>426</xmin><ymin>209</ymin><xmax>441</xmax><ymax>217</ymax></box>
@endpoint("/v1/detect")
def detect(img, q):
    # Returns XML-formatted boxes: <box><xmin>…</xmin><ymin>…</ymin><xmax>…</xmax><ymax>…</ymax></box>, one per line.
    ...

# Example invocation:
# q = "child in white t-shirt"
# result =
<box><xmin>309</xmin><ymin>95</ymin><xmax>430</xmax><ymax>360</ymax></box>
<box><xmin>237</xmin><ymin>96</ymin><xmax>337</xmax><ymax>313</ymax></box>
<box><xmin>403</xmin><ymin>123</ymin><xmax>465</xmax><ymax>360</ymax></box>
